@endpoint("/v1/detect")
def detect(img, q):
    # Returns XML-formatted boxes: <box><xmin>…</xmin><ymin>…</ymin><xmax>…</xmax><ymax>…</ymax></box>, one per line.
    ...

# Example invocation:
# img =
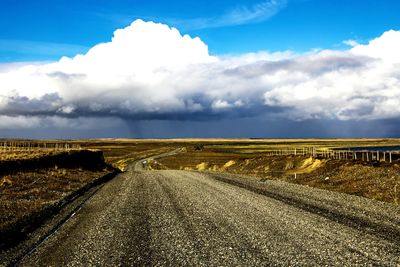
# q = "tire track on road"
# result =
<box><xmin>210</xmin><ymin>172</ymin><xmax>400</xmax><ymax>246</ymax></box>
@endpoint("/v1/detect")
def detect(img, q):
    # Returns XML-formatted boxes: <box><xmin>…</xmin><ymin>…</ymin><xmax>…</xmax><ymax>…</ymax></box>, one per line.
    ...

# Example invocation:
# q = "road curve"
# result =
<box><xmin>133</xmin><ymin>148</ymin><xmax>185</xmax><ymax>171</ymax></box>
<box><xmin>15</xmin><ymin>168</ymin><xmax>400</xmax><ymax>266</ymax></box>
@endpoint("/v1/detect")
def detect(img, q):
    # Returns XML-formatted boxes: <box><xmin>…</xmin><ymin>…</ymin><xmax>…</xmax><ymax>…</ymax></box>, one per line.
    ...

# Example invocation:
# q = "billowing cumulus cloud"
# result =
<box><xmin>264</xmin><ymin>30</ymin><xmax>400</xmax><ymax>120</ymax></box>
<box><xmin>0</xmin><ymin>20</ymin><xmax>400</xmax><ymax>131</ymax></box>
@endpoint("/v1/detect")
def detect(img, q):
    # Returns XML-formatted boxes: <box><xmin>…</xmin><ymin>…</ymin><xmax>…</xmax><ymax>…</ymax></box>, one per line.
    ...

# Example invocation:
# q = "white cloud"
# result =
<box><xmin>212</xmin><ymin>100</ymin><xmax>232</xmax><ymax>110</ymax></box>
<box><xmin>343</xmin><ymin>40</ymin><xmax>360</xmax><ymax>47</ymax></box>
<box><xmin>351</xmin><ymin>30</ymin><xmax>400</xmax><ymax>63</ymax></box>
<box><xmin>263</xmin><ymin>30</ymin><xmax>400</xmax><ymax>120</ymax></box>
<box><xmin>0</xmin><ymin>20</ymin><xmax>400</xmax><ymax>130</ymax></box>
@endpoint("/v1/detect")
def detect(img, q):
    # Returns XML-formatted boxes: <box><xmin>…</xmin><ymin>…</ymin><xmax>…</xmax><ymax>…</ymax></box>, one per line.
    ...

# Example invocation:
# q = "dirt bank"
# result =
<box><xmin>0</xmin><ymin>150</ymin><xmax>117</xmax><ymax>251</ymax></box>
<box><xmin>0</xmin><ymin>150</ymin><xmax>107</xmax><ymax>176</ymax></box>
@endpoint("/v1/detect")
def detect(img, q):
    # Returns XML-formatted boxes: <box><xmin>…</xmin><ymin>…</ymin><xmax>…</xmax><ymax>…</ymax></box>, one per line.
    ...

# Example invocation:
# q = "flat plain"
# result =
<box><xmin>1</xmin><ymin>138</ymin><xmax>400</xmax><ymax>266</ymax></box>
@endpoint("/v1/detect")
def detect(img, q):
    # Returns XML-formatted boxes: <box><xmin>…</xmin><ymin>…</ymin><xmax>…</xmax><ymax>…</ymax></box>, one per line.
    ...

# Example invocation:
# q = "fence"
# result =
<box><xmin>0</xmin><ymin>141</ymin><xmax>81</xmax><ymax>152</ymax></box>
<box><xmin>264</xmin><ymin>147</ymin><xmax>399</xmax><ymax>163</ymax></box>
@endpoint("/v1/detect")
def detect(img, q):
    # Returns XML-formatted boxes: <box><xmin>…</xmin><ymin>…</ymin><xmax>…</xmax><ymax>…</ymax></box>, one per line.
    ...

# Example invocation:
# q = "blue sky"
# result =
<box><xmin>1</xmin><ymin>0</ymin><xmax>399</xmax><ymax>61</ymax></box>
<box><xmin>1</xmin><ymin>0</ymin><xmax>400</xmax><ymax>138</ymax></box>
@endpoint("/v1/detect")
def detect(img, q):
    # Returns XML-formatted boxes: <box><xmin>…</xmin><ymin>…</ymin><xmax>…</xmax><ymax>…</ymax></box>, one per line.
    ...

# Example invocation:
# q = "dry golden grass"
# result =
<box><xmin>0</xmin><ymin>151</ymin><xmax>60</xmax><ymax>161</ymax></box>
<box><xmin>0</xmin><ymin>168</ymin><xmax>111</xmax><ymax>233</ymax></box>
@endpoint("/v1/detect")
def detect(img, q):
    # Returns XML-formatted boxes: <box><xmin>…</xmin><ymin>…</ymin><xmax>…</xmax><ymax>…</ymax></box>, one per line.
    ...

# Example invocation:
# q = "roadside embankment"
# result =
<box><xmin>0</xmin><ymin>150</ymin><xmax>107</xmax><ymax>175</ymax></box>
<box><xmin>0</xmin><ymin>150</ymin><xmax>119</xmax><ymax>251</ymax></box>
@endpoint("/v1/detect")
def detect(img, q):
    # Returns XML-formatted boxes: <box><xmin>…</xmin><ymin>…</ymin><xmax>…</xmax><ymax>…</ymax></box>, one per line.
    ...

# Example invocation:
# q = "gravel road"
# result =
<box><xmin>14</xmin><ymin>165</ymin><xmax>400</xmax><ymax>266</ymax></box>
<box><xmin>134</xmin><ymin>148</ymin><xmax>184</xmax><ymax>171</ymax></box>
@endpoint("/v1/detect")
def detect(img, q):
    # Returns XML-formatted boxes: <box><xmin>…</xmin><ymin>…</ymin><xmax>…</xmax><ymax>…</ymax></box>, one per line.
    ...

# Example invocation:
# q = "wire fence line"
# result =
<box><xmin>0</xmin><ymin>141</ymin><xmax>81</xmax><ymax>152</ymax></box>
<box><xmin>264</xmin><ymin>147</ymin><xmax>399</xmax><ymax>163</ymax></box>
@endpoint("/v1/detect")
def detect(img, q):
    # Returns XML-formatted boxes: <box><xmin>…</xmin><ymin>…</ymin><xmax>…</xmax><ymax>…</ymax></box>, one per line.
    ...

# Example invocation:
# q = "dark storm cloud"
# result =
<box><xmin>0</xmin><ymin>93</ymin><xmax>63</xmax><ymax>116</ymax></box>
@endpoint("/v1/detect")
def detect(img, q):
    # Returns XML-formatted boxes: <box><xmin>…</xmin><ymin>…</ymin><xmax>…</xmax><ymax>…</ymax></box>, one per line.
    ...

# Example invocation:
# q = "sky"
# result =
<box><xmin>0</xmin><ymin>0</ymin><xmax>400</xmax><ymax>138</ymax></box>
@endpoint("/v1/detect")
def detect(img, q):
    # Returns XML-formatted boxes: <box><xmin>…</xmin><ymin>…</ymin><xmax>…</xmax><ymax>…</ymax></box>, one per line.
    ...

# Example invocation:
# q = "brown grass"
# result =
<box><xmin>0</xmin><ymin>151</ymin><xmax>64</xmax><ymax>161</ymax></box>
<box><xmin>0</xmin><ymin>168</ymin><xmax>111</xmax><ymax>234</ymax></box>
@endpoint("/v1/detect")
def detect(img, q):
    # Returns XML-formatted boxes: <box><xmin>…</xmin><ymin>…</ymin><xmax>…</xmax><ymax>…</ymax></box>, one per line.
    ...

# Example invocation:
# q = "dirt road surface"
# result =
<box><xmin>9</xmin><ymin>161</ymin><xmax>400</xmax><ymax>266</ymax></box>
